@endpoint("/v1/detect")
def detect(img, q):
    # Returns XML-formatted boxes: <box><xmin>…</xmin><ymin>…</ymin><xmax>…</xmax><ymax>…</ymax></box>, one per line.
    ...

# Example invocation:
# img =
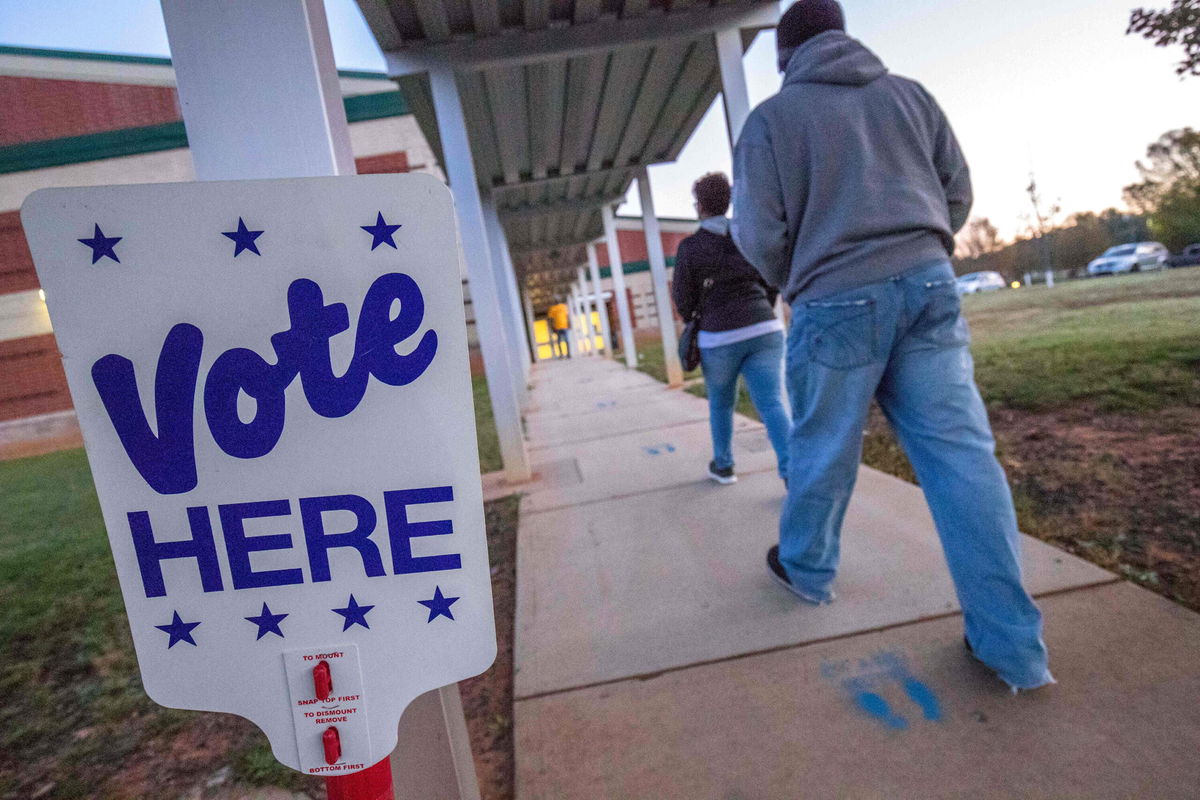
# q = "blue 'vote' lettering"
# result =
<box><xmin>91</xmin><ymin>273</ymin><xmax>437</xmax><ymax>495</ymax></box>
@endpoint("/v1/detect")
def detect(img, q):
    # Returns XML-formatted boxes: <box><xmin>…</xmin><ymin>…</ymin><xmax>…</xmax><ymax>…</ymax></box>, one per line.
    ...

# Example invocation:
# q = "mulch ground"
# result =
<box><xmin>460</xmin><ymin>495</ymin><xmax>519</xmax><ymax>800</ymax></box>
<box><xmin>865</xmin><ymin>403</ymin><xmax>1200</xmax><ymax>613</ymax></box>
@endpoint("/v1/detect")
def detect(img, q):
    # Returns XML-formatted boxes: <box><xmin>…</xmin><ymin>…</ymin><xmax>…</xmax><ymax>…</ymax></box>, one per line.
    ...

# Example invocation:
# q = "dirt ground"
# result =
<box><xmin>992</xmin><ymin>404</ymin><xmax>1200</xmax><ymax>611</ymax></box>
<box><xmin>864</xmin><ymin>402</ymin><xmax>1200</xmax><ymax>614</ymax></box>
<box><xmin>459</xmin><ymin>495</ymin><xmax>519</xmax><ymax>800</ymax></box>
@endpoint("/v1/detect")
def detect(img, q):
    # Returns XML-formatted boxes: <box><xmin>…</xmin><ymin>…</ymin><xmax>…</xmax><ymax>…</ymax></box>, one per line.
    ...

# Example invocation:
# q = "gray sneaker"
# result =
<box><xmin>767</xmin><ymin>545</ymin><xmax>835</xmax><ymax>605</ymax></box>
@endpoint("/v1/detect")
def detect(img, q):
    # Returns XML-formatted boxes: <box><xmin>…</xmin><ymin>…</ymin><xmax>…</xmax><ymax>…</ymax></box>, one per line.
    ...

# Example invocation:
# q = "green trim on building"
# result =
<box><xmin>0</xmin><ymin>90</ymin><xmax>410</xmax><ymax>175</ymax></box>
<box><xmin>0</xmin><ymin>44</ymin><xmax>391</xmax><ymax>81</ymax></box>
<box><xmin>336</xmin><ymin>68</ymin><xmax>392</xmax><ymax>82</ymax></box>
<box><xmin>0</xmin><ymin>122</ymin><xmax>187</xmax><ymax>173</ymax></box>
<box><xmin>599</xmin><ymin>256</ymin><xmax>676</xmax><ymax>279</ymax></box>
<box><xmin>0</xmin><ymin>44</ymin><xmax>173</xmax><ymax>66</ymax></box>
<box><xmin>343</xmin><ymin>90</ymin><xmax>409</xmax><ymax>121</ymax></box>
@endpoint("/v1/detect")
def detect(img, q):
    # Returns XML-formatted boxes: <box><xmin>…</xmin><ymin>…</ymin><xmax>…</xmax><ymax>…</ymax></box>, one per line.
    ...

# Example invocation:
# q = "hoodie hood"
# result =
<box><xmin>782</xmin><ymin>30</ymin><xmax>888</xmax><ymax>87</ymax></box>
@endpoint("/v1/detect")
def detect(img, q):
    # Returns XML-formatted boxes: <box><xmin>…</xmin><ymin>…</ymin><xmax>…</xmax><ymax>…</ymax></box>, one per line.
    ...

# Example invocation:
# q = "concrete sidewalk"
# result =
<box><xmin>512</xmin><ymin>357</ymin><xmax>1200</xmax><ymax>799</ymax></box>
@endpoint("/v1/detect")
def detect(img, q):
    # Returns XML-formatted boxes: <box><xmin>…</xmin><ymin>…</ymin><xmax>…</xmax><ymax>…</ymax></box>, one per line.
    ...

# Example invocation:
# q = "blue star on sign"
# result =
<box><xmin>245</xmin><ymin>602</ymin><xmax>288</xmax><ymax>640</ymax></box>
<box><xmin>360</xmin><ymin>212</ymin><xmax>401</xmax><ymax>250</ymax></box>
<box><xmin>155</xmin><ymin>611</ymin><xmax>200</xmax><ymax>648</ymax></box>
<box><xmin>78</xmin><ymin>224</ymin><xmax>122</xmax><ymax>264</ymax></box>
<box><xmin>222</xmin><ymin>217</ymin><xmax>264</xmax><ymax>256</ymax></box>
<box><xmin>418</xmin><ymin>586</ymin><xmax>459</xmax><ymax>622</ymax></box>
<box><xmin>332</xmin><ymin>594</ymin><xmax>375</xmax><ymax>631</ymax></box>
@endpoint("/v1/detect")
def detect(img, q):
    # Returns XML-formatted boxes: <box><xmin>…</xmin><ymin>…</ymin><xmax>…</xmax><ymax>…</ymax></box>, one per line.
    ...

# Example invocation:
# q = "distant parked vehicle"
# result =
<box><xmin>1086</xmin><ymin>242</ymin><xmax>1169</xmax><ymax>276</ymax></box>
<box><xmin>1167</xmin><ymin>244</ymin><xmax>1200</xmax><ymax>268</ymax></box>
<box><xmin>956</xmin><ymin>271</ymin><xmax>1006</xmax><ymax>294</ymax></box>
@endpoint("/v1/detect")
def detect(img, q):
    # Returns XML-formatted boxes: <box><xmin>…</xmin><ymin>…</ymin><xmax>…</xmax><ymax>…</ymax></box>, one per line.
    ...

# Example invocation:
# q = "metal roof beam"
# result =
<box><xmin>383</xmin><ymin>1</ymin><xmax>778</xmax><ymax>76</ymax></box>
<box><xmin>510</xmin><ymin>232</ymin><xmax>603</xmax><ymax>256</ymax></box>
<box><xmin>499</xmin><ymin>193</ymin><xmax>623</xmax><ymax>220</ymax></box>
<box><xmin>491</xmin><ymin>163</ymin><xmax>636</xmax><ymax>192</ymax></box>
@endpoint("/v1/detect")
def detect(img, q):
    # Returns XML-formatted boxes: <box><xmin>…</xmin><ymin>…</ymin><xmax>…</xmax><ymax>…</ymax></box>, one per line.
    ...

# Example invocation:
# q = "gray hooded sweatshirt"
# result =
<box><xmin>732</xmin><ymin>31</ymin><xmax>972</xmax><ymax>303</ymax></box>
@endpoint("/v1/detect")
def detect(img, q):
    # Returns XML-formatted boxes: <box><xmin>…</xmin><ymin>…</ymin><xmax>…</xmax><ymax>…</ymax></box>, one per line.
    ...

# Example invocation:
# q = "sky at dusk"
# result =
<box><xmin>3</xmin><ymin>0</ymin><xmax>1198</xmax><ymax>241</ymax></box>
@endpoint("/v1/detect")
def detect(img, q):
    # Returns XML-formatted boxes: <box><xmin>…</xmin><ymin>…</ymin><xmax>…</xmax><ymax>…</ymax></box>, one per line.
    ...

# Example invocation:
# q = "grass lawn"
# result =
<box><xmin>645</xmin><ymin>268</ymin><xmax>1200</xmax><ymax>611</ymax></box>
<box><xmin>625</xmin><ymin>340</ymin><xmax>701</xmax><ymax>385</ymax></box>
<box><xmin>0</xmin><ymin>381</ymin><xmax>514</xmax><ymax>798</ymax></box>
<box><xmin>473</xmin><ymin>374</ymin><xmax>503</xmax><ymax>473</ymax></box>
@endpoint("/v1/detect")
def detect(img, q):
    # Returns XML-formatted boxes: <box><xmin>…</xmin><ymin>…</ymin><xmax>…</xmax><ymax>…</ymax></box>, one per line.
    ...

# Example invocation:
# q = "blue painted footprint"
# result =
<box><xmin>837</xmin><ymin>652</ymin><xmax>944</xmax><ymax>731</ymax></box>
<box><xmin>903</xmin><ymin>678</ymin><xmax>943</xmax><ymax>721</ymax></box>
<box><xmin>854</xmin><ymin>691</ymin><xmax>909</xmax><ymax>730</ymax></box>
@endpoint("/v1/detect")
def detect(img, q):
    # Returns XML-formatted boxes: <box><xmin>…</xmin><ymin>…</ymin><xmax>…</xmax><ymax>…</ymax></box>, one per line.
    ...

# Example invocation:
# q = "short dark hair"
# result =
<box><xmin>692</xmin><ymin>172</ymin><xmax>731</xmax><ymax>217</ymax></box>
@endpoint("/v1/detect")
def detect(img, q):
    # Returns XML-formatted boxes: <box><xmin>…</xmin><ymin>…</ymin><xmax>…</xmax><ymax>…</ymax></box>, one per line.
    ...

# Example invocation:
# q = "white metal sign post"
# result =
<box><xmin>21</xmin><ymin>173</ymin><xmax>496</xmax><ymax>795</ymax></box>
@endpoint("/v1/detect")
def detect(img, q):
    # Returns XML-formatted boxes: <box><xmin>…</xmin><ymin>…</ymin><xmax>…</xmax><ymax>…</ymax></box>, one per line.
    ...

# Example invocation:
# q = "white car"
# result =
<box><xmin>1087</xmin><ymin>242</ymin><xmax>1169</xmax><ymax>276</ymax></box>
<box><xmin>956</xmin><ymin>271</ymin><xmax>1006</xmax><ymax>294</ymax></box>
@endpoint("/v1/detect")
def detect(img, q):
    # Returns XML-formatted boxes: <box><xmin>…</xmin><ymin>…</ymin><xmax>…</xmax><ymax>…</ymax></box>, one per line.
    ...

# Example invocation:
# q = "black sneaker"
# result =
<box><xmin>707</xmin><ymin>460</ymin><xmax>737</xmax><ymax>485</ymax></box>
<box><xmin>766</xmin><ymin>545</ymin><xmax>834</xmax><ymax>605</ymax></box>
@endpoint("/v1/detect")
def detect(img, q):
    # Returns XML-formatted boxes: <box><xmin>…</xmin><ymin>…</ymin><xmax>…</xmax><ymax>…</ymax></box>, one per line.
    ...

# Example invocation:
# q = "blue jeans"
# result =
<box><xmin>700</xmin><ymin>331</ymin><xmax>792</xmax><ymax>479</ymax></box>
<box><xmin>781</xmin><ymin>261</ymin><xmax>1051</xmax><ymax>689</ymax></box>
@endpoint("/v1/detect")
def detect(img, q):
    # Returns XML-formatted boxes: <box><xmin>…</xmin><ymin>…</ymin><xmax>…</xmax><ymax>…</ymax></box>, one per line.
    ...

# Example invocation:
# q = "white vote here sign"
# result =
<box><xmin>21</xmin><ymin>174</ymin><xmax>496</xmax><ymax>775</ymax></box>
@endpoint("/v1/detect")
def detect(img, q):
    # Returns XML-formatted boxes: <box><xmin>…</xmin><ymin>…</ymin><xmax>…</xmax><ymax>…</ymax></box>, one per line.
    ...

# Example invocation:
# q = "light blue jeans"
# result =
<box><xmin>781</xmin><ymin>261</ymin><xmax>1052</xmax><ymax>689</ymax></box>
<box><xmin>700</xmin><ymin>331</ymin><xmax>792</xmax><ymax>480</ymax></box>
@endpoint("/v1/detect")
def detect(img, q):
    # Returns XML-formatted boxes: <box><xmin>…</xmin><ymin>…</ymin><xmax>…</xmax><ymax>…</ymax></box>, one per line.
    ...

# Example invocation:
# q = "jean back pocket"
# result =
<box><xmin>801</xmin><ymin>298</ymin><xmax>878</xmax><ymax>370</ymax></box>
<box><xmin>911</xmin><ymin>280</ymin><xmax>970</xmax><ymax>348</ymax></box>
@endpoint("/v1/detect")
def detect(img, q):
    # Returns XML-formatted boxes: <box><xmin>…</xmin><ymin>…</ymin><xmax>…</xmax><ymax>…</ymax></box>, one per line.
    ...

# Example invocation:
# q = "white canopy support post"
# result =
<box><xmin>636</xmin><ymin>168</ymin><xmax>683</xmax><ymax>387</ymax></box>
<box><xmin>162</xmin><ymin>0</ymin><xmax>354</xmax><ymax>180</ymax></box>
<box><xmin>587</xmin><ymin>242</ymin><xmax>614</xmax><ymax>359</ymax></box>
<box><xmin>159</xmin><ymin>3</ymin><xmax>482</xmax><ymax>796</ymax></box>
<box><xmin>577</xmin><ymin>265</ymin><xmax>600</xmax><ymax>356</ymax></box>
<box><xmin>566</xmin><ymin>288</ymin><xmax>581</xmax><ymax>358</ymax></box>
<box><xmin>428</xmin><ymin>65</ymin><xmax>532</xmax><ymax>484</ymax></box>
<box><xmin>480</xmin><ymin>195</ymin><xmax>531</xmax><ymax>393</ymax></box>
<box><xmin>503</xmin><ymin>253</ymin><xmax>534</xmax><ymax>369</ymax></box>
<box><xmin>715</xmin><ymin>25</ymin><xmax>752</xmax><ymax>148</ymax></box>
<box><xmin>601</xmin><ymin>205</ymin><xmax>637</xmax><ymax>368</ymax></box>
<box><xmin>579</xmin><ymin>280</ymin><xmax>595</xmax><ymax>355</ymax></box>
<box><xmin>572</xmin><ymin>285</ymin><xmax>585</xmax><ymax>355</ymax></box>
<box><xmin>523</xmin><ymin>289</ymin><xmax>541</xmax><ymax>362</ymax></box>
<box><xmin>486</xmin><ymin>196</ymin><xmax>535</xmax><ymax>372</ymax></box>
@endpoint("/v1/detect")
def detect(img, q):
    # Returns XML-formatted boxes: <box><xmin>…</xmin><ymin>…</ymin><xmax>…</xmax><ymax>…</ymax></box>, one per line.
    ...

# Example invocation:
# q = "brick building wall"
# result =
<box><xmin>591</xmin><ymin>227</ymin><xmax>690</xmax><ymax>269</ymax></box>
<box><xmin>0</xmin><ymin>334</ymin><xmax>69</xmax><ymax>421</ymax></box>
<box><xmin>0</xmin><ymin>76</ymin><xmax>180</xmax><ymax>145</ymax></box>
<box><xmin>0</xmin><ymin>211</ymin><xmax>35</xmax><ymax>294</ymax></box>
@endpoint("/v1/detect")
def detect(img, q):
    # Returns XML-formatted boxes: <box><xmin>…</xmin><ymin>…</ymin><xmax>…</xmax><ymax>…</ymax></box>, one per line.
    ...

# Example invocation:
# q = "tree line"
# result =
<box><xmin>954</xmin><ymin>127</ymin><xmax>1200</xmax><ymax>280</ymax></box>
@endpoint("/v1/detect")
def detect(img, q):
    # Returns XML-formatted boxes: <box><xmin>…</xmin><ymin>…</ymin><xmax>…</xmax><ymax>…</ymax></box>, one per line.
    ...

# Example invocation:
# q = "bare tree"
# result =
<box><xmin>1025</xmin><ymin>174</ymin><xmax>1061</xmax><ymax>277</ymax></box>
<box><xmin>956</xmin><ymin>217</ymin><xmax>1001</xmax><ymax>260</ymax></box>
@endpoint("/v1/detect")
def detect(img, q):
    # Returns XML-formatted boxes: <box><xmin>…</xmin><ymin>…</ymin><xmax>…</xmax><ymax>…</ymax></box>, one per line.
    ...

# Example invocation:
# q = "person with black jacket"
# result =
<box><xmin>672</xmin><ymin>172</ymin><xmax>792</xmax><ymax>486</ymax></box>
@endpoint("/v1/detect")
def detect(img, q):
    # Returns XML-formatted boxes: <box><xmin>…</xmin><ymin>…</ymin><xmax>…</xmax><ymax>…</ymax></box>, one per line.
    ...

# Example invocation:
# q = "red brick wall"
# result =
<box><xmin>593</xmin><ymin>228</ymin><xmax>690</xmax><ymax>268</ymax></box>
<box><xmin>0</xmin><ymin>334</ymin><xmax>71</xmax><ymax>422</ymax></box>
<box><xmin>0</xmin><ymin>211</ymin><xmax>37</xmax><ymax>294</ymax></box>
<box><xmin>355</xmin><ymin>151</ymin><xmax>410</xmax><ymax>174</ymax></box>
<box><xmin>0</xmin><ymin>76</ymin><xmax>181</xmax><ymax>146</ymax></box>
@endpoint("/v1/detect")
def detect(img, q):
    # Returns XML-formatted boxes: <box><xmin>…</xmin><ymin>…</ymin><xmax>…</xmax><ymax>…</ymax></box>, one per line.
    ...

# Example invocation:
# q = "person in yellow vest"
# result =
<box><xmin>547</xmin><ymin>301</ymin><xmax>571</xmax><ymax>359</ymax></box>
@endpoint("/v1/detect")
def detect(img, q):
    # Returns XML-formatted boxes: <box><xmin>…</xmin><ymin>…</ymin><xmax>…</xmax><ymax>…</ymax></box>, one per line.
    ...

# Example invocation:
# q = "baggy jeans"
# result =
<box><xmin>700</xmin><ymin>330</ymin><xmax>792</xmax><ymax>480</ymax></box>
<box><xmin>780</xmin><ymin>260</ymin><xmax>1052</xmax><ymax>689</ymax></box>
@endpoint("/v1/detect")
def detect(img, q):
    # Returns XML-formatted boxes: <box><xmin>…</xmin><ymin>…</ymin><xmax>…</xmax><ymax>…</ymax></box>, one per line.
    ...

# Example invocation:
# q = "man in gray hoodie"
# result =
<box><xmin>732</xmin><ymin>0</ymin><xmax>1052</xmax><ymax>691</ymax></box>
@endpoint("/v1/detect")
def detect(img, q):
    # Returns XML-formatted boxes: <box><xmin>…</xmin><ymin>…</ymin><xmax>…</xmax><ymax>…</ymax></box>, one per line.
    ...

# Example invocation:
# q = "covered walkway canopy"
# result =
<box><xmin>354</xmin><ymin>0</ymin><xmax>779</xmax><ymax>481</ymax></box>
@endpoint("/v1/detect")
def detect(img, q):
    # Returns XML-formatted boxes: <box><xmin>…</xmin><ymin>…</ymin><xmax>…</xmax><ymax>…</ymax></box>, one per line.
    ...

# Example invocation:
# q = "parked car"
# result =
<box><xmin>956</xmin><ymin>271</ymin><xmax>1007</xmax><ymax>294</ymax></box>
<box><xmin>1086</xmin><ymin>242</ymin><xmax>1169</xmax><ymax>276</ymax></box>
<box><xmin>1167</xmin><ymin>243</ymin><xmax>1200</xmax><ymax>268</ymax></box>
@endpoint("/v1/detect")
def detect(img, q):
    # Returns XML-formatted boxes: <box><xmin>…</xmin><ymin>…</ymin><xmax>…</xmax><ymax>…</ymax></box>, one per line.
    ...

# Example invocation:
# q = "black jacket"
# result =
<box><xmin>672</xmin><ymin>228</ymin><xmax>779</xmax><ymax>332</ymax></box>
